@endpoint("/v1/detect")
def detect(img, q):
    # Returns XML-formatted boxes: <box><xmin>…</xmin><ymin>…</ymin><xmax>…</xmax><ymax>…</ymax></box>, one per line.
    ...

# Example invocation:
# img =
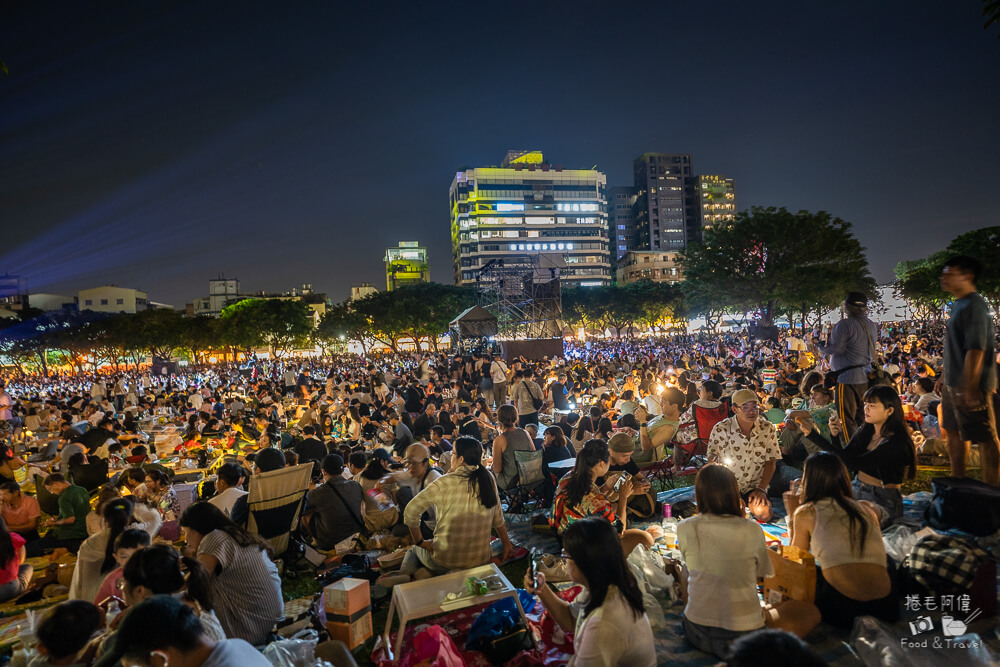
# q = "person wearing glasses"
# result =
<box><xmin>706</xmin><ymin>389</ymin><xmax>782</xmax><ymax>522</ymax></box>
<box><xmin>524</xmin><ymin>516</ymin><xmax>656</xmax><ymax>666</ymax></box>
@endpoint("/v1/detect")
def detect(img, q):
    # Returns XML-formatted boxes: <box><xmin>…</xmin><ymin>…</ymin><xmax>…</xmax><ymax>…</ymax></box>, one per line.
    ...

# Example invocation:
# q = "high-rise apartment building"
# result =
<box><xmin>450</xmin><ymin>151</ymin><xmax>611</xmax><ymax>287</ymax></box>
<box><xmin>385</xmin><ymin>241</ymin><xmax>430</xmax><ymax>291</ymax></box>
<box><xmin>608</xmin><ymin>186</ymin><xmax>637</xmax><ymax>261</ymax></box>
<box><xmin>695</xmin><ymin>175</ymin><xmax>737</xmax><ymax>230</ymax></box>
<box><xmin>632</xmin><ymin>153</ymin><xmax>695</xmax><ymax>250</ymax></box>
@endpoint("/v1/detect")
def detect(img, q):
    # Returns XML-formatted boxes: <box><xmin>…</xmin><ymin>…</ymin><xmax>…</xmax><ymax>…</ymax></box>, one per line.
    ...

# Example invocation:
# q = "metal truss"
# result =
<box><xmin>475</xmin><ymin>255</ymin><xmax>563</xmax><ymax>339</ymax></box>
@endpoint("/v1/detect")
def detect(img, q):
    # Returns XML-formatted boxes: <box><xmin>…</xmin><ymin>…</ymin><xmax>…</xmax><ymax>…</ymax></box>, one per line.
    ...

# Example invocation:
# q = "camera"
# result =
<box><xmin>909</xmin><ymin>616</ymin><xmax>934</xmax><ymax>635</ymax></box>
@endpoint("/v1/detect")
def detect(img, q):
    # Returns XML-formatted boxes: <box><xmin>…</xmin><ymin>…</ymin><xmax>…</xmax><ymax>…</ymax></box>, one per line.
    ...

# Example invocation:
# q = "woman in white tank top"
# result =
<box><xmin>784</xmin><ymin>452</ymin><xmax>899</xmax><ymax>629</ymax></box>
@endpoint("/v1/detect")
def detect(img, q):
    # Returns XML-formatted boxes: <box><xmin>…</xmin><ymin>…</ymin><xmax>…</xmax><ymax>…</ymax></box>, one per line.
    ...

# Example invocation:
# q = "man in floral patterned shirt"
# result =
<box><xmin>706</xmin><ymin>389</ymin><xmax>781</xmax><ymax>521</ymax></box>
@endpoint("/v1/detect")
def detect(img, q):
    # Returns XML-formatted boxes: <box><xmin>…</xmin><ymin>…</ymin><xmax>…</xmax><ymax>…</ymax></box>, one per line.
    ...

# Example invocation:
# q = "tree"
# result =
<box><xmin>682</xmin><ymin>207</ymin><xmax>875</xmax><ymax>330</ymax></box>
<box><xmin>985</xmin><ymin>0</ymin><xmax>1000</xmax><ymax>37</ymax></box>
<box><xmin>219</xmin><ymin>299</ymin><xmax>312</xmax><ymax>357</ymax></box>
<box><xmin>629</xmin><ymin>280</ymin><xmax>685</xmax><ymax>334</ymax></box>
<box><xmin>397</xmin><ymin>283</ymin><xmax>476</xmax><ymax>351</ymax></box>
<box><xmin>352</xmin><ymin>291</ymin><xmax>414</xmax><ymax>353</ymax></box>
<box><xmin>894</xmin><ymin>253</ymin><xmax>950</xmax><ymax>321</ymax></box>
<box><xmin>944</xmin><ymin>226</ymin><xmax>1000</xmax><ymax>316</ymax></box>
<box><xmin>316</xmin><ymin>303</ymin><xmax>373</xmax><ymax>354</ymax></box>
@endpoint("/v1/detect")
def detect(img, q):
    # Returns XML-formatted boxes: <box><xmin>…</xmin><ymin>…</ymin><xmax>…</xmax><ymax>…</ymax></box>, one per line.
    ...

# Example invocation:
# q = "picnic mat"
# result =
<box><xmin>502</xmin><ymin>489</ymin><xmax>1000</xmax><ymax>666</ymax></box>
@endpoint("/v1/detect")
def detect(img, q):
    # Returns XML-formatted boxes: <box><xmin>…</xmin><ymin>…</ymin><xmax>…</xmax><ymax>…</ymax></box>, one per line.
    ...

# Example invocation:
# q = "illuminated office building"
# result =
<box><xmin>385</xmin><ymin>241</ymin><xmax>430</xmax><ymax>291</ymax></box>
<box><xmin>450</xmin><ymin>150</ymin><xmax>611</xmax><ymax>287</ymax></box>
<box><xmin>695</xmin><ymin>175</ymin><xmax>737</xmax><ymax>229</ymax></box>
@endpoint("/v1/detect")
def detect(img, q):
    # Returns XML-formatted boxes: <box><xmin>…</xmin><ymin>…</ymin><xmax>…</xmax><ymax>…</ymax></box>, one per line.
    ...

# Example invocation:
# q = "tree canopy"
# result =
<box><xmin>894</xmin><ymin>226</ymin><xmax>1000</xmax><ymax>320</ymax></box>
<box><xmin>681</xmin><ymin>206</ymin><xmax>875</xmax><ymax>328</ymax></box>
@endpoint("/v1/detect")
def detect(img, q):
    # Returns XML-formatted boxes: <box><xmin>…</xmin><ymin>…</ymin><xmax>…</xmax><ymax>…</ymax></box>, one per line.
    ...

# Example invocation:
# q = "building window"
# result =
<box><xmin>101</xmin><ymin>299</ymin><xmax>108</xmax><ymax>305</ymax></box>
<box><xmin>84</xmin><ymin>299</ymin><xmax>92</xmax><ymax>306</ymax></box>
<box><xmin>116</xmin><ymin>298</ymin><xmax>124</xmax><ymax>305</ymax></box>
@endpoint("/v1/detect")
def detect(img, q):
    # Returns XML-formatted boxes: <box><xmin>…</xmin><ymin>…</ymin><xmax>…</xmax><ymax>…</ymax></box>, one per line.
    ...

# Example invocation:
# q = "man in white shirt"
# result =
<box><xmin>490</xmin><ymin>354</ymin><xmax>510</xmax><ymax>407</ymax></box>
<box><xmin>707</xmin><ymin>389</ymin><xmax>781</xmax><ymax>522</ymax></box>
<box><xmin>0</xmin><ymin>382</ymin><xmax>13</xmax><ymax>423</ymax></box>
<box><xmin>208</xmin><ymin>463</ymin><xmax>248</xmax><ymax>518</ymax></box>
<box><xmin>188</xmin><ymin>389</ymin><xmax>204</xmax><ymax>411</ymax></box>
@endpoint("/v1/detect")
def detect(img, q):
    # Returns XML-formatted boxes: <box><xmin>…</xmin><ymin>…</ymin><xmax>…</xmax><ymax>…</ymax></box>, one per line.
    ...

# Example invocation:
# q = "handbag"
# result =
<box><xmin>526</xmin><ymin>383</ymin><xmax>543</xmax><ymax>411</ymax></box>
<box><xmin>762</xmin><ymin>544</ymin><xmax>816</xmax><ymax>604</ymax></box>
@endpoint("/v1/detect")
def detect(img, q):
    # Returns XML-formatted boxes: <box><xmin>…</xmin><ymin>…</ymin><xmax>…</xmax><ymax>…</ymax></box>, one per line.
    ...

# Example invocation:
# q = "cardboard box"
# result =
<box><xmin>323</xmin><ymin>577</ymin><xmax>370</xmax><ymax>616</ymax></box>
<box><xmin>326</xmin><ymin>608</ymin><xmax>372</xmax><ymax>650</ymax></box>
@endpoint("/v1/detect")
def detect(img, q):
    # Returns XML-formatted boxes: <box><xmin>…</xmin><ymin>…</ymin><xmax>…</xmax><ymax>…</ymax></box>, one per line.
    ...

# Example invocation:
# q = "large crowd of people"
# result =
<box><xmin>0</xmin><ymin>255</ymin><xmax>997</xmax><ymax>665</ymax></box>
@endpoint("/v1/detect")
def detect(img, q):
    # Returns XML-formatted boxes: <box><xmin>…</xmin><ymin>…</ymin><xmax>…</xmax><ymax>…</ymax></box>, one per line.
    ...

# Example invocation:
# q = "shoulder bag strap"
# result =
<box><xmin>326</xmin><ymin>480</ymin><xmax>367</xmax><ymax>534</ymax></box>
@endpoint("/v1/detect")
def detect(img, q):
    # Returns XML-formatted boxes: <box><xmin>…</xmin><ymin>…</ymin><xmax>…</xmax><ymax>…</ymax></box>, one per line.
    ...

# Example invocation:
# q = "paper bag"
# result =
<box><xmin>763</xmin><ymin>544</ymin><xmax>816</xmax><ymax>604</ymax></box>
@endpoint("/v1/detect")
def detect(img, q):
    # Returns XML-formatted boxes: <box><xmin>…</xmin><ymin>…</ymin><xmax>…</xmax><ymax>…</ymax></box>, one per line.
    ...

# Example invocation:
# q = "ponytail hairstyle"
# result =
<box><xmin>101</xmin><ymin>497</ymin><xmax>135</xmax><ymax>574</ymax></box>
<box><xmin>453</xmin><ymin>437</ymin><xmax>498</xmax><ymax>510</ymax></box>
<box><xmin>565</xmin><ymin>439</ymin><xmax>610</xmax><ymax>508</ymax></box>
<box><xmin>122</xmin><ymin>544</ymin><xmax>215</xmax><ymax>612</ymax></box>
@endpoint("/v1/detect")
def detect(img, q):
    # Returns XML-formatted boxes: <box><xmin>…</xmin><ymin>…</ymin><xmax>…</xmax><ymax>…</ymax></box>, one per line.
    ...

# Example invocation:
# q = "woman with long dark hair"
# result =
<box><xmin>399</xmin><ymin>437</ymin><xmax>514</xmax><ymax>579</ymax></box>
<box><xmin>524</xmin><ymin>517</ymin><xmax>655</xmax><ymax>666</ymax></box>
<box><xmin>179</xmin><ymin>502</ymin><xmax>283</xmax><ymax>644</ymax></box>
<box><xmin>549</xmin><ymin>439</ymin><xmax>652</xmax><ymax>556</ymax></box>
<box><xmin>783</xmin><ymin>452</ymin><xmax>898</xmax><ymax>628</ymax></box>
<box><xmin>798</xmin><ymin>384</ymin><xmax>916</xmax><ymax>527</ymax></box>
<box><xmin>69</xmin><ymin>496</ymin><xmax>160</xmax><ymax>603</ymax></box>
<box><xmin>0</xmin><ymin>516</ymin><xmax>31</xmax><ymax>602</ymax></box>
<box><xmin>541</xmin><ymin>426</ymin><xmax>574</xmax><ymax>506</ymax></box>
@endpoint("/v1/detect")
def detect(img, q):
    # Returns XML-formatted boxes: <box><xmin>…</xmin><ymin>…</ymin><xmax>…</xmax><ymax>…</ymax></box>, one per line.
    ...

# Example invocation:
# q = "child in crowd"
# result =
<box><xmin>92</xmin><ymin>528</ymin><xmax>152</xmax><ymax>605</ymax></box>
<box><xmin>30</xmin><ymin>600</ymin><xmax>103</xmax><ymax>666</ymax></box>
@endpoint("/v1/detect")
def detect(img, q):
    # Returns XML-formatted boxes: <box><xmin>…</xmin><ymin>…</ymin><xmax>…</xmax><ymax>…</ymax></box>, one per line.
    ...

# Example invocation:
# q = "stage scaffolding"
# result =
<box><xmin>475</xmin><ymin>255</ymin><xmax>564</xmax><ymax>340</ymax></box>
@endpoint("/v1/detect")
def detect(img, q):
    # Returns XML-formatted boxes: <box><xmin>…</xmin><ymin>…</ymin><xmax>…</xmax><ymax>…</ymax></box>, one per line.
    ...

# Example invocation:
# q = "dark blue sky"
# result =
<box><xmin>2</xmin><ymin>1</ymin><xmax>998</xmax><ymax>306</ymax></box>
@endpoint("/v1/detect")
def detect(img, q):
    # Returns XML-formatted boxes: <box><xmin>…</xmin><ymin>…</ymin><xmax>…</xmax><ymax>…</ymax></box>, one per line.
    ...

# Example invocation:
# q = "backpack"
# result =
<box><xmin>926</xmin><ymin>476</ymin><xmax>1000</xmax><ymax>536</ymax></box>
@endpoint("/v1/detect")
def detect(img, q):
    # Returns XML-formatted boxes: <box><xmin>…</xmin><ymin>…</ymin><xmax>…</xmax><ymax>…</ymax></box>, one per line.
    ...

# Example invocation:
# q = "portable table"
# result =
<box><xmin>381</xmin><ymin>563</ymin><xmax>529</xmax><ymax>663</ymax></box>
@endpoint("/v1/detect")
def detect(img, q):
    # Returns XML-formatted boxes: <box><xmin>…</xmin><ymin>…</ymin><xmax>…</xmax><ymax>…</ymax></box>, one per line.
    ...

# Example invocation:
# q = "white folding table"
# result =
<box><xmin>381</xmin><ymin>563</ymin><xmax>530</xmax><ymax>663</ymax></box>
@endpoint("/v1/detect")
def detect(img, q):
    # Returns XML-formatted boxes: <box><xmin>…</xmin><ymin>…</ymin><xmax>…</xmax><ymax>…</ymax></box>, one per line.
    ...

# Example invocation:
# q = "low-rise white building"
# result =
<box><xmin>78</xmin><ymin>285</ymin><xmax>149</xmax><ymax>313</ymax></box>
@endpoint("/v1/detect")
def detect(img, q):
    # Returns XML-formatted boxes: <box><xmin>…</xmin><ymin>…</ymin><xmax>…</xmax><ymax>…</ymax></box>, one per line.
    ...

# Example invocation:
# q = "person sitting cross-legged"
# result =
<box><xmin>399</xmin><ymin>437</ymin><xmax>514</xmax><ymax>579</ymax></box>
<box><xmin>26</xmin><ymin>473</ymin><xmax>90</xmax><ymax>557</ymax></box>
<box><xmin>524</xmin><ymin>516</ymin><xmax>656</xmax><ymax>666</ymax></box>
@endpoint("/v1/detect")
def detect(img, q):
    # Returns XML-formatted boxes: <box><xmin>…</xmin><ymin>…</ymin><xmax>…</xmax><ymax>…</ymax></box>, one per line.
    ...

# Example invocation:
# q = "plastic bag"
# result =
<box><xmin>851</xmin><ymin>615</ymin><xmax>998</xmax><ymax>666</ymax></box>
<box><xmin>261</xmin><ymin>629</ymin><xmax>321</xmax><ymax>667</ymax></box>
<box><xmin>882</xmin><ymin>524</ymin><xmax>934</xmax><ymax>565</ymax></box>
<box><xmin>627</xmin><ymin>543</ymin><xmax>674</xmax><ymax>595</ymax></box>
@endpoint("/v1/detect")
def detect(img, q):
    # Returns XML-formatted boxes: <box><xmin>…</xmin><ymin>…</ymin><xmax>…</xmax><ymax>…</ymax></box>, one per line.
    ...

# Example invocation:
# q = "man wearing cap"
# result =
<box><xmin>707</xmin><ymin>389</ymin><xmax>781</xmax><ymax>522</ymax></box>
<box><xmin>377</xmin><ymin>443</ymin><xmax>442</xmax><ymax>536</ymax></box>
<box><xmin>814</xmin><ymin>291</ymin><xmax>878</xmax><ymax>438</ymax></box>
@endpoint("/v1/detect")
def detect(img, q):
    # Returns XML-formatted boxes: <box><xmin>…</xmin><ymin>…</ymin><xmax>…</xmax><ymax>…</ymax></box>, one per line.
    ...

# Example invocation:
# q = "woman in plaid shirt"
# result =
<box><xmin>400</xmin><ymin>437</ymin><xmax>515</xmax><ymax>577</ymax></box>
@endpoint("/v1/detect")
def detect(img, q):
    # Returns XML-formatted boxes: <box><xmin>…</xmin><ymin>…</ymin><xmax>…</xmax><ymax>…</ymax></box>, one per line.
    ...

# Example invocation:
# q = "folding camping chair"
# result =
<box><xmin>670</xmin><ymin>402</ymin><xmax>729</xmax><ymax>474</ymax></box>
<box><xmin>501</xmin><ymin>449</ymin><xmax>546</xmax><ymax>513</ymax></box>
<box><xmin>246</xmin><ymin>462</ymin><xmax>313</xmax><ymax>557</ymax></box>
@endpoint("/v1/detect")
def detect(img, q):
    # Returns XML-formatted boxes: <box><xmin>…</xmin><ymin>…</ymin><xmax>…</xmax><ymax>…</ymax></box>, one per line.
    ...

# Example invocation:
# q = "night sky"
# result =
<box><xmin>2</xmin><ymin>2</ymin><xmax>998</xmax><ymax>307</ymax></box>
